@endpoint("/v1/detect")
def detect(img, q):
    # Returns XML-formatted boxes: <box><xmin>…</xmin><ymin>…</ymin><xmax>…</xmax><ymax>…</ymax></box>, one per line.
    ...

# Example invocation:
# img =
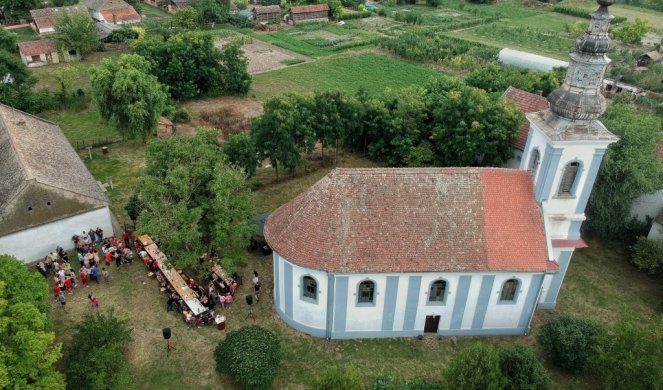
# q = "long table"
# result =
<box><xmin>138</xmin><ymin>234</ymin><xmax>207</xmax><ymax>317</ymax></box>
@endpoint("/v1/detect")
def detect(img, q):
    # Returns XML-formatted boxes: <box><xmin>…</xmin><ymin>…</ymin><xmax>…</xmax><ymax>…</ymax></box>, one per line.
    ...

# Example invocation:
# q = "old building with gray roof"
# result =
<box><xmin>0</xmin><ymin>104</ymin><xmax>113</xmax><ymax>262</ymax></box>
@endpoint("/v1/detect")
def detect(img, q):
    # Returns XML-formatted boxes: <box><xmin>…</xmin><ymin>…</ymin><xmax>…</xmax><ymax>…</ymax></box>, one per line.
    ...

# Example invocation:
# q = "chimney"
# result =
<box><xmin>536</xmin><ymin>90</ymin><xmax>543</xmax><ymax>96</ymax></box>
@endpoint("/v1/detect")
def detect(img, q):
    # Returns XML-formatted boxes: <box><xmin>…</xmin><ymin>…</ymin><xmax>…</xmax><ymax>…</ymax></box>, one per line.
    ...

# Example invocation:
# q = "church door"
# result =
<box><xmin>424</xmin><ymin>315</ymin><xmax>440</xmax><ymax>333</ymax></box>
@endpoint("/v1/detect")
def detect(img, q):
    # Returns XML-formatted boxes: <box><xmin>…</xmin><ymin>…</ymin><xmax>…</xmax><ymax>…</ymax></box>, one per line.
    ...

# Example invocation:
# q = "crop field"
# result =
<box><xmin>250</xmin><ymin>53</ymin><xmax>444</xmax><ymax>100</ymax></box>
<box><xmin>559</xmin><ymin>0</ymin><xmax>663</xmax><ymax>30</ymax></box>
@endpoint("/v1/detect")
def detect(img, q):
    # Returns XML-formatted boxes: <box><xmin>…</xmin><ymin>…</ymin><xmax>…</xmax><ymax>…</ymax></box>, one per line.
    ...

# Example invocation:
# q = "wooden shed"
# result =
<box><xmin>252</xmin><ymin>5</ymin><xmax>281</xmax><ymax>23</ymax></box>
<box><xmin>289</xmin><ymin>3</ymin><xmax>329</xmax><ymax>24</ymax></box>
<box><xmin>637</xmin><ymin>51</ymin><xmax>663</xmax><ymax>68</ymax></box>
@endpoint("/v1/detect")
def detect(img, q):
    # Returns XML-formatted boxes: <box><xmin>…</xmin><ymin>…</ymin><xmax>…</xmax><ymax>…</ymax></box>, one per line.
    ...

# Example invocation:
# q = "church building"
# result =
<box><xmin>265</xmin><ymin>0</ymin><xmax>619</xmax><ymax>339</ymax></box>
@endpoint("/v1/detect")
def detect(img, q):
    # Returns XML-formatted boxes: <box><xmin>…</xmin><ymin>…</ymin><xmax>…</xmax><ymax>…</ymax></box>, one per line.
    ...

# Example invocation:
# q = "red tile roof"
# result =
<box><xmin>290</xmin><ymin>4</ymin><xmax>329</xmax><ymax>14</ymax></box>
<box><xmin>30</xmin><ymin>5</ymin><xmax>88</xmax><ymax>31</ymax></box>
<box><xmin>18</xmin><ymin>39</ymin><xmax>58</xmax><ymax>56</ymax></box>
<box><xmin>551</xmin><ymin>239</ymin><xmax>588</xmax><ymax>249</ymax></box>
<box><xmin>101</xmin><ymin>6</ymin><xmax>140</xmax><ymax>23</ymax></box>
<box><xmin>503</xmin><ymin>86</ymin><xmax>549</xmax><ymax>151</ymax></box>
<box><xmin>264</xmin><ymin>168</ymin><xmax>549</xmax><ymax>274</ymax></box>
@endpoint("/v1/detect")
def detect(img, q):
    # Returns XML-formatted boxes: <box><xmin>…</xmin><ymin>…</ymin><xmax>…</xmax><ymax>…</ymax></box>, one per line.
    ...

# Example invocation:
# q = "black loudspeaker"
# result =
<box><xmin>261</xmin><ymin>245</ymin><xmax>272</xmax><ymax>256</ymax></box>
<box><xmin>162</xmin><ymin>327</ymin><xmax>171</xmax><ymax>340</ymax></box>
<box><xmin>246</xmin><ymin>295</ymin><xmax>253</xmax><ymax>306</ymax></box>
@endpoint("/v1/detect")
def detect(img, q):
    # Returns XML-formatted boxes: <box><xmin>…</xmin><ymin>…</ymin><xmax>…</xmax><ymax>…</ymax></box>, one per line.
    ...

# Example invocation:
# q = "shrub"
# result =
<box><xmin>402</xmin><ymin>378</ymin><xmax>446</xmax><ymax>390</ymax></box>
<box><xmin>108</xmin><ymin>27</ymin><xmax>140</xmax><ymax>43</ymax></box>
<box><xmin>339</xmin><ymin>11</ymin><xmax>373</xmax><ymax>20</ymax></box>
<box><xmin>223</xmin><ymin>132</ymin><xmax>258</xmax><ymax>177</ymax></box>
<box><xmin>467</xmin><ymin>0</ymin><xmax>495</xmax><ymax>3</ymax></box>
<box><xmin>444</xmin><ymin>343</ymin><xmax>506</xmax><ymax>389</ymax></box>
<box><xmin>214</xmin><ymin>326</ymin><xmax>281</xmax><ymax>390</ymax></box>
<box><xmin>173</xmin><ymin>107</ymin><xmax>192</xmax><ymax>123</ymax></box>
<box><xmin>592</xmin><ymin>313</ymin><xmax>663</xmax><ymax>390</ymax></box>
<box><xmin>234</xmin><ymin>0</ymin><xmax>248</xmax><ymax>9</ymax></box>
<box><xmin>537</xmin><ymin>315</ymin><xmax>601</xmax><ymax>373</ymax></box>
<box><xmin>613</xmin><ymin>18</ymin><xmax>650</xmax><ymax>45</ymax></box>
<box><xmin>312</xmin><ymin>365</ymin><xmax>362</xmax><ymax>390</ymax></box>
<box><xmin>553</xmin><ymin>5</ymin><xmax>626</xmax><ymax>24</ymax></box>
<box><xmin>371</xmin><ymin>369</ymin><xmax>397</xmax><ymax>390</ymax></box>
<box><xmin>631</xmin><ymin>237</ymin><xmax>663</xmax><ymax>275</ymax></box>
<box><xmin>499</xmin><ymin>344</ymin><xmax>551</xmax><ymax>390</ymax></box>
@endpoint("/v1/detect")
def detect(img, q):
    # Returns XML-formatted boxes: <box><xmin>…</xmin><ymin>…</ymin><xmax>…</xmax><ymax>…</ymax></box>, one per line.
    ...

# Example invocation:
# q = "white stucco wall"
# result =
<box><xmin>631</xmin><ymin>189</ymin><xmax>663</xmax><ymax>222</ymax></box>
<box><xmin>482</xmin><ymin>273</ymin><xmax>535</xmax><ymax>328</ymax></box>
<box><xmin>648</xmin><ymin>221</ymin><xmax>663</xmax><ymax>240</ymax></box>
<box><xmin>289</xmin><ymin>259</ymin><xmax>328</xmax><ymax>331</ymax></box>
<box><xmin>0</xmin><ymin>206</ymin><xmax>113</xmax><ymax>263</ymax></box>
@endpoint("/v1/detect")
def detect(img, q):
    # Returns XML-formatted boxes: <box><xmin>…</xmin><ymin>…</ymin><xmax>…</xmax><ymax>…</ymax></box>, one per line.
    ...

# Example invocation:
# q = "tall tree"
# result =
<box><xmin>219</xmin><ymin>42</ymin><xmax>251</xmax><ymax>95</ymax></box>
<box><xmin>89</xmin><ymin>54</ymin><xmax>168</xmax><ymax>140</ymax></box>
<box><xmin>134</xmin><ymin>31</ymin><xmax>224</xmax><ymax>100</ymax></box>
<box><xmin>223</xmin><ymin>132</ymin><xmax>259</xmax><ymax>178</ymax></box>
<box><xmin>311</xmin><ymin>90</ymin><xmax>358</xmax><ymax>164</ymax></box>
<box><xmin>585</xmin><ymin>103</ymin><xmax>663</xmax><ymax>241</ymax></box>
<box><xmin>251</xmin><ymin>94</ymin><xmax>316</xmax><ymax>180</ymax></box>
<box><xmin>0</xmin><ymin>27</ymin><xmax>17</xmax><ymax>52</ymax></box>
<box><xmin>0</xmin><ymin>255</ymin><xmax>64</xmax><ymax>390</ymax></box>
<box><xmin>0</xmin><ymin>0</ymin><xmax>40</xmax><ymax>22</ymax></box>
<box><xmin>172</xmin><ymin>6</ymin><xmax>200</xmax><ymax>30</ymax></box>
<box><xmin>55</xmin><ymin>13</ymin><xmax>99</xmax><ymax>59</ymax></box>
<box><xmin>137</xmin><ymin>129</ymin><xmax>254</xmax><ymax>271</ymax></box>
<box><xmin>192</xmin><ymin>0</ymin><xmax>229</xmax><ymax>24</ymax></box>
<box><xmin>0</xmin><ymin>50</ymin><xmax>52</xmax><ymax>113</ymax></box>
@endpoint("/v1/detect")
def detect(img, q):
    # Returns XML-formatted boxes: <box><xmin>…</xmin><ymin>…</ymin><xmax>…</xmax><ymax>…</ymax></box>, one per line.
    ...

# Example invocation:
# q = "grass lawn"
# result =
<box><xmin>43</xmin><ymin>108</ymin><xmax>120</xmax><ymax>147</ymax></box>
<box><xmin>50</xmin><ymin>145</ymin><xmax>663</xmax><ymax>389</ymax></box>
<box><xmin>251</xmin><ymin>53</ymin><xmax>444</xmax><ymax>100</ymax></box>
<box><xmin>140</xmin><ymin>3</ymin><xmax>172</xmax><ymax>19</ymax></box>
<box><xmin>559</xmin><ymin>0</ymin><xmax>663</xmax><ymax>31</ymax></box>
<box><xmin>10</xmin><ymin>27</ymin><xmax>40</xmax><ymax>43</ymax></box>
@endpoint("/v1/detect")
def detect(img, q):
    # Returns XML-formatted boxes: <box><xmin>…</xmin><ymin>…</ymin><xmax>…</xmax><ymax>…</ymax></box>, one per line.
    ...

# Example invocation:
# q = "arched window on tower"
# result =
<box><xmin>500</xmin><ymin>279</ymin><xmax>519</xmax><ymax>302</ymax></box>
<box><xmin>558</xmin><ymin>162</ymin><xmax>580</xmax><ymax>196</ymax></box>
<box><xmin>302</xmin><ymin>276</ymin><xmax>317</xmax><ymax>302</ymax></box>
<box><xmin>357</xmin><ymin>280</ymin><xmax>375</xmax><ymax>304</ymax></box>
<box><xmin>528</xmin><ymin>149</ymin><xmax>540</xmax><ymax>175</ymax></box>
<box><xmin>428</xmin><ymin>280</ymin><xmax>447</xmax><ymax>303</ymax></box>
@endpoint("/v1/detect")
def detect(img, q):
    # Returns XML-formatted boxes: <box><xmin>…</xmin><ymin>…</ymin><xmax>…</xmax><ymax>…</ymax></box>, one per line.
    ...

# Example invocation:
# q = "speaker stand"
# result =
<box><xmin>246</xmin><ymin>308</ymin><xmax>255</xmax><ymax>321</ymax></box>
<box><xmin>166</xmin><ymin>339</ymin><xmax>175</xmax><ymax>356</ymax></box>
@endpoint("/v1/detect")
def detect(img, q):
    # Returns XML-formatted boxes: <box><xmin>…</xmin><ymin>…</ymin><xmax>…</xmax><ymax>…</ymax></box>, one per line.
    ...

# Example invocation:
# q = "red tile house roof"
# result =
<box><xmin>18</xmin><ymin>39</ymin><xmax>58</xmax><ymax>56</ymax></box>
<box><xmin>264</xmin><ymin>168</ymin><xmax>549</xmax><ymax>274</ymax></box>
<box><xmin>290</xmin><ymin>4</ymin><xmax>329</xmax><ymax>13</ymax></box>
<box><xmin>101</xmin><ymin>7</ymin><xmax>140</xmax><ymax>23</ymax></box>
<box><xmin>503</xmin><ymin>86</ymin><xmax>549</xmax><ymax>151</ymax></box>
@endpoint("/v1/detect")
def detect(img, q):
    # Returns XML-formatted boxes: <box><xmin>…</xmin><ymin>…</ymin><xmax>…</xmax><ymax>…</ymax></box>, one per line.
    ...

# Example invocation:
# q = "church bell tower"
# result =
<box><xmin>519</xmin><ymin>0</ymin><xmax>619</xmax><ymax>309</ymax></box>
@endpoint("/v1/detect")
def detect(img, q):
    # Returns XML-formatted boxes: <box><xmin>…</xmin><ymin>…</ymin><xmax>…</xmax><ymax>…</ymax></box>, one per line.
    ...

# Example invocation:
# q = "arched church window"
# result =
<box><xmin>302</xmin><ymin>276</ymin><xmax>317</xmax><ymax>301</ymax></box>
<box><xmin>429</xmin><ymin>280</ymin><xmax>447</xmax><ymax>303</ymax></box>
<box><xmin>358</xmin><ymin>280</ymin><xmax>375</xmax><ymax>304</ymax></box>
<box><xmin>528</xmin><ymin>149</ymin><xmax>540</xmax><ymax>174</ymax></box>
<box><xmin>500</xmin><ymin>279</ymin><xmax>518</xmax><ymax>302</ymax></box>
<box><xmin>558</xmin><ymin>162</ymin><xmax>580</xmax><ymax>196</ymax></box>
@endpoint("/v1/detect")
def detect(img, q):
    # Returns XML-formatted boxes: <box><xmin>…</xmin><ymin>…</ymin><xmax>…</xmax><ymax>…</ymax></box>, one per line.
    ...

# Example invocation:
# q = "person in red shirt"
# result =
<box><xmin>105</xmin><ymin>251</ymin><xmax>112</xmax><ymax>266</ymax></box>
<box><xmin>122</xmin><ymin>231</ymin><xmax>130</xmax><ymax>247</ymax></box>
<box><xmin>88</xmin><ymin>294</ymin><xmax>99</xmax><ymax>307</ymax></box>
<box><xmin>52</xmin><ymin>284</ymin><xmax>61</xmax><ymax>299</ymax></box>
<box><xmin>64</xmin><ymin>277</ymin><xmax>72</xmax><ymax>293</ymax></box>
<box><xmin>79</xmin><ymin>270</ymin><xmax>89</xmax><ymax>287</ymax></box>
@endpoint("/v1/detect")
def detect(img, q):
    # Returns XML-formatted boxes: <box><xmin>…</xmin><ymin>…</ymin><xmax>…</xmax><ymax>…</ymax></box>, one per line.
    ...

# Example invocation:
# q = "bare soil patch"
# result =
<box><xmin>216</xmin><ymin>36</ymin><xmax>310</xmax><ymax>74</ymax></box>
<box><xmin>180</xmin><ymin>96</ymin><xmax>263</xmax><ymax>139</ymax></box>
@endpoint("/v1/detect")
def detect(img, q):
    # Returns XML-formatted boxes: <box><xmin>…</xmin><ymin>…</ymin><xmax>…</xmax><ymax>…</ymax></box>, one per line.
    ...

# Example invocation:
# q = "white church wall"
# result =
<box><xmin>391</xmin><ymin>275</ymin><xmax>410</xmax><ymax>331</ymax></box>
<box><xmin>290</xmin><ymin>260</ymin><xmax>328</xmax><ymax>331</ymax></box>
<box><xmin>482</xmin><ymin>273</ymin><xmax>536</xmax><ymax>329</ymax></box>
<box><xmin>0</xmin><ymin>206</ymin><xmax>112</xmax><ymax>263</ymax></box>
<box><xmin>648</xmin><ymin>221</ymin><xmax>663</xmax><ymax>240</ymax></box>
<box><xmin>345</xmin><ymin>274</ymin><xmax>387</xmax><ymax>331</ymax></box>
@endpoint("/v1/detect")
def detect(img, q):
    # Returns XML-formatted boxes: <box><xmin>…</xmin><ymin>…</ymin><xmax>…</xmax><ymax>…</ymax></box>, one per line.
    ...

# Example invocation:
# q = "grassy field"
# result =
<box><xmin>140</xmin><ymin>3</ymin><xmax>172</xmax><ymax>19</ymax></box>
<box><xmin>43</xmin><ymin>108</ymin><xmax>120</xmax><ymax>147</ymax></box>
<box><xmin>251</xmin><ymin>53</ymin><xmax>444</xmax><ymax>100</ymax></box>
<box><xmin>559</xmin><ymin>0</ymin><xmax>663</xmax><ymax>31</ymax></box>
<box><xmin>11</xmin><ymin>27</ymin><xmax>40</xmax><ymax>42</ymax></box>
<box><xmin>49</xmin><ymin>146</ymin><xmax>663</xmax><ymax>389</ymax></box>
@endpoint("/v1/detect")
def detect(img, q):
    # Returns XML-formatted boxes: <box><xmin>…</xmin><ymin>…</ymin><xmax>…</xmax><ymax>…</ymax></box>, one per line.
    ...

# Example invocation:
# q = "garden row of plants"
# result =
<box><xmin>553</xmin><ymin>5</ymin><xmax>627</xmax><ymax>24</ymax></box>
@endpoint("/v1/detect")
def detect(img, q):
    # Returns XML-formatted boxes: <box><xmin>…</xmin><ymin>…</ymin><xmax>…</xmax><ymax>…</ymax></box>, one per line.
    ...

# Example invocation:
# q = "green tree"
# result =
<box><xmin>215</xmin><ymin>326</ymin><xmax>281</xmax><ymax>390</ymax></box>
<box><xmin>53</xmin><ymin>65</ymin><xmax>77</xmax><ymax>101</ymax></box>
<box><xmin>0</xmin><ymin>0</ymin><xmax>40</xmax><ymax>21</ymax></box>
<box><xmin>137</xmin><ymin>129</ymin><xmax>254</xmax><ymax>271</ymax></box>
<box><xmin>223</xmin><ymin>133</ymin><xmax>258</xmax><ymax>177</ymax></box>
<box><xmin>0</xmin><ymin>27</ymin><xmax>17</xmax><ymax>52</ymax></box>
<box><xmin>64</xmin><ymin>310</ymin><xmax>135</xmax><ymax>390</ymax></box>
<box><xmin>0</xmin><ymin>255</ymin><xmax>64</xmax><ymax>390</ymax></box>
<box><xmin>219</xmin><ymin>42</ymin><xmax>251</xmax><ymax>95</ymax></box>
<box><xmin>592</xmin><ymin>313</ymin><xmax>663</xmax><ymax>390</ymax></box>
<box><xmin>193</xmin><ymin>0</ymin><xmax>230</xmax><ymax>23</ymax></box>
<box><xmin>328</xmin><ymin>0</ymin><xmax>343</xmax><ymax>19</ymax></box>
<box><xmin>537</xmin><ymin>315</ymin><xmax>602</xmax><ymax>373</ymax></box>
<box><xmin>0</xmin><ymin>50</ymin><xmax>40</xmax><ymax>110</ymax></box>
<box><xmin>135</xmin><ymin>31</ymin><xmax>224</xmax><ymax>100</ymax></box>
<box><xmin>499</xmin><ymin>344</ymin><xmax>551</xmax><ymax>390</ymax></box>
<box><xmin>312</xmin><ymin>366</ymin><xmax>363</xmax><ymax>390</ymax></box>
<box><xmin>311</xmin><ymin>90</ymin><xmax>358</xmax><ymax>163</ymax></box>
<box><xmin>251</xmin><ymin>93</ymin><xmax>316</xmax><ymax>180</ymax></box>
<box><xmin>55</xmin><ymin>13</ymin><xmax>99</xmax><ymax>59</ymax></box>
<box><xmin>426</xmin><ymin>77</ymin><xmax>522</xmax><ymax>167</ymax></box>
<box><xmin>467</xmin><ymin>63</ymin><xmax>563</xmax><ymax>96</ymax></box>
<box><xmin>444</xmin><ymin>342</ymin><xmax>507</xmax><ymax>390</ymax></box>
<box><xmin>613</xmin><ymin>18</ymin><xmax>650</xmax><ymax>45</ymax></box>
<box><xmin>89</xmin><ymin>54</ymin><xmax>168</xmax><ymax>140</ymax></box>
<box><xmin>585</xmin><ymin>103</ymin><xmax>663</xmax><ymax>241</ymax></box>
<box><xmin>172</xmin><ymin>6</ymin><xmax>200</xmax><ymax>30</ymax></box>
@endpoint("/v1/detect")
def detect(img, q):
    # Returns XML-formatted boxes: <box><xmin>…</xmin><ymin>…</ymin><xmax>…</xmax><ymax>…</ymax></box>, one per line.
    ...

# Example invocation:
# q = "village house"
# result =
<box><xmin>86</xmin><ymin>0</ymin><xmax>142</xmax><ymax>25</ymax></box>
<box><xmin>288</xmin><ymin>3</ymin><xmax>329</xmax><ymax>25</ymax></box>
<box><xmin>0</xmin><ymin>104</ymin><xmax>113</xmax><ymax>262</ymax></box>
<box><xmin>17</xmin><ymin>40</ymin><xmax>77</xmax><ymax>67</ymax></box>
<box><xmin>30</xmin><ymin>5</ymin><xmax>89</xmax><ymax>35</ymax></box>
<box><xmin>265</xmin><ymin>0</ymin><xmax>619</xmax><ymax>339</ymax></box>
<box><xmin>252</xmin><ymin>5</ymin><xmax>281</xmax><ymax>23</ymax></box>
<box><xmin>636</xmin><ymin>50</ymin><xmax>663</xmax><ymax>68</ymax></box>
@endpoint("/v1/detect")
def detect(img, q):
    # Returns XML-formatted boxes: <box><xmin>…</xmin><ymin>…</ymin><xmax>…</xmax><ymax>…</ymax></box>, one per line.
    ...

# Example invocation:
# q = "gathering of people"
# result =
<box><xmin>38</xmin><ymin>228</ymin><xmax>137</xmax><ymax>310</ymax></box>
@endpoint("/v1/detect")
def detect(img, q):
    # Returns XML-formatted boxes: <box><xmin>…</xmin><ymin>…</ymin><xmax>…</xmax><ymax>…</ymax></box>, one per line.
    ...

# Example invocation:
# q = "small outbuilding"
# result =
<box><xmin>17</xmin><ymin>40</ymin><xmax>76</xmax><ymax>67</ymax></box>
<box><xmin>647</xmin><ymin>208</ymin><xmax>663</xmax><ymax>240</ymax></box>
<box><xmin>499</xmin><ymin>48</ymin><xmax>568</xmax><ymax>73</ymax></box>
<box><xmin>637</xmin><ymin>51</ymin><xmax>663</xmax><ymax>68</ymax></box>
<box><xmin>30</xmin><ymin>5</ymin><xmax>89</xmax><ymax>35</ymax></box>
<box><xmin>252</xmin><ymin>5</ymin><xmax>281</xmax><ymax>23</ymax></box>
<box><xmin>86</xmin><ymin>0</ymin><xmax>142</xmax><ymax>25</ymax></box>
<box><xmin>289</xmin><ymin>4</ymin><xmax>329</xmax><ymax>25</ymax></box>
